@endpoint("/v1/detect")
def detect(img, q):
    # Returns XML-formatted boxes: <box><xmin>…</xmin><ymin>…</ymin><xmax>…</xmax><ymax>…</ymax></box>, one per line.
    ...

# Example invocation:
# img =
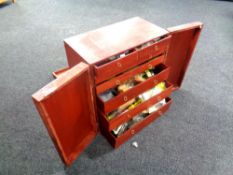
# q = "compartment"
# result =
<box><xmin>99</xmin><ymin>81</ymin><xmax>173</xmax><ymax>131</ymax></box>
<box><xmin>96</xmin><ymin>54</ymin><xmax>165</xmax><ymax>94</ymax></box>
<box><xmin>100</xmin><ymin>97</ymin><xmax>172</xmax><ymax>148</ymax></box>
<box><xmin>94</xmin><ymin>36</ymin><xmax>171</xmax><ymax>84</ymax></box>
<box><xmin>97</xmin><ymin>63</ymin><xmax>170</xmax><ymax>114</ymax></box>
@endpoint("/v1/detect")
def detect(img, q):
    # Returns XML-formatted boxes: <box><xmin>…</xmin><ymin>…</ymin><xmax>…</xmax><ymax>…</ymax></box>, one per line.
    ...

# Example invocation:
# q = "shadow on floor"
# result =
<box><xmin>0</xmin><ymin>1</ymin><xmax>13</xmax><ymax>8</ymax></box>
<box><xmin>63</xmin><ymin>135</ymin><xmax>113</xmax><ymax>175</ymax></box>
<box><xmin>84</xmin><ymin>134</ymin><xmax>114</xmax><ymax>159</ymax></box>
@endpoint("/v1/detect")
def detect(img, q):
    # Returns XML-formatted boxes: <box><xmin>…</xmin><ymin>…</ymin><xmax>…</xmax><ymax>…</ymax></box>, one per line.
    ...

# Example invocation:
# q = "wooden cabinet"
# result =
<box><xmin>32</xmin><ymin>17</ymin><xmax>203</xmax><ymax>166</ymax></box>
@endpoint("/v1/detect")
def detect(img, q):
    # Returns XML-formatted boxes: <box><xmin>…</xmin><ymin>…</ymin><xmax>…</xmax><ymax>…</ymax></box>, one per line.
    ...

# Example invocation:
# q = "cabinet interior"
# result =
<box><xmin>95</xmin><ymin>36</ymin><xmax>165</xmax><ymax>67</ymax></box>
<box><xmin>98</xmin><ymin>63</ymin><xmax>167</xmax><ymax>103</ymax></box>
<box><xmin>111</xmin><ymin>97</ymin><xmax>171</xmax><ymax>138</ymax></box>
<box><xmin>105</xmin><ymin>80</ymin><xmax>170</xmax><ymax>121</ymax></box>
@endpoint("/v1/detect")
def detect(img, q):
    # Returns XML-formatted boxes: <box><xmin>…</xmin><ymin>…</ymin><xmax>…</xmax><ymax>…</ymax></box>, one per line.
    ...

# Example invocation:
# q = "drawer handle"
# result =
<box><xmin>127</xmin><ymin>114</ymin><xmax>131</xmax><ymax>119</ymax></box>
<box><xmin>158</xmin><ymin>110</ymin><xmax>163</xmax><ymax>116</ymax></box>
<box><xmin>154</xmin><ymin>45</ymin><xmax>159</xmax><ymax>51</ymax></box>
<box><xmin>157</xmin><ymin>96</ymin><xmax>162</xmax><ymax>101</ymax></box>
<box><xmin>148</xmin><ymin>64</ymin><xmax>153</xmax><ymax>69</ymax></box>
<box><xmin>154</xmin><ymin>79</ymin><xmax>158</xmax><ymax>85</ymax></box>
<box><xmin>131</xmin><ymin>129</ymin><xmax>135</xmax><ymax>135</ymax></box>
<box><xmin>117</xmin><ymin>62</ymin><xmax>122</xmax><ymax>68</ymax></box>
<box><xmin>123</xmin><ymin>96</ymin><xmax>128</xmax><ymax>102</ymax></box>
<box><xmin>115</xmin><ymin>80</ymin><xmax>120</xmax><ymax>85</ymax></box>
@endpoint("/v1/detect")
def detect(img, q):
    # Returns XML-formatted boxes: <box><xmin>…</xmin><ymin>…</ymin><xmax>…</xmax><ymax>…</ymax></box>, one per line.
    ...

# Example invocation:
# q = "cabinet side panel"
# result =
<box><xmin>64</xmin><ymin>42</ymin><xmax>87</xmax><ymax>67</ymax></box>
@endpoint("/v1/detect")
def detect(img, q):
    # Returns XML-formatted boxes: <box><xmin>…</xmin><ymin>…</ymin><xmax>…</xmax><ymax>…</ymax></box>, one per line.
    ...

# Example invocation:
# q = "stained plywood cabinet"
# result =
<box><xmin>32</xmin><ymin>17</ymin><xmax>203</xmax><ymax>166</ymax></box>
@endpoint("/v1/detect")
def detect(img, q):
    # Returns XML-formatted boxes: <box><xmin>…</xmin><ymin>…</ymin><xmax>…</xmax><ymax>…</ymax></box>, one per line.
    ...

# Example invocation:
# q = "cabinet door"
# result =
<box><xmin>165</xmin><ymin>22</ymin><xmax>203</xmax><ymax>89</ymax></box>
<box><xmin>32</xmin><ymin>62</ymin><xmax>98</xmax><ymax>166</ymax></box>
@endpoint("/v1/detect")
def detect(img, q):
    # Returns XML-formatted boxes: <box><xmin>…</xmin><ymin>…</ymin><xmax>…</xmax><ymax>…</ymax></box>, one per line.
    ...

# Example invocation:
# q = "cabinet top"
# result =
<box><xmin>64</xmin><ymin>17</ymin><xmax>168</xmax><ymax>64</ymax></box>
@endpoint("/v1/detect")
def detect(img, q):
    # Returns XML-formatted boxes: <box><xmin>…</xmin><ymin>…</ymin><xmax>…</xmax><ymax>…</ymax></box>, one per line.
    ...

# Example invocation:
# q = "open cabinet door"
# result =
<box><xmin>165</xmin><ymin>22</ymin><xmax>203</xmax><ymax>89</ymax></box>
<box><xmin>32</xmin><ymin>62</ymin><xmax>98</xmax><ymax>166</ymax></box>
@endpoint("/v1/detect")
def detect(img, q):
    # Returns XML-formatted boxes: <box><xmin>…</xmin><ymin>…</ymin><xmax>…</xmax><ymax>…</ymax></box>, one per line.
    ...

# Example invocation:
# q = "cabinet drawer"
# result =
<box><xmin>138</xmin><ymin>36</ymin><xmax>170</xmax><ymax>63</ymax></box>
<box><xmin>94</xmin><ymin>36</ymin><xmax>171</xmax><ymax>84</ymax></box>
<box><xmin>99</xmin><ymin>81</ymin><xmax>173</xmax><ymax>131</ymax></box>
<box><xmin>101</xmin><ymin>97</ymin><xmax>172</xmax><ymax>148</ymax></box>
<box><xmin>96</xmin><ymin>54</ymin><xmax>165</xmax><ymax>94</ymax></box>
<box><xmin>97</xmin><ymin>64</ymin><xmax>170</xmax><ymax>114</ymax></box>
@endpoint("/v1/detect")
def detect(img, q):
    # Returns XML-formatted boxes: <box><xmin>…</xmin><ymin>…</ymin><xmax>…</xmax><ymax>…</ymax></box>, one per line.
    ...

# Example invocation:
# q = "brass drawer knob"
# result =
<box><xmin>157</xmin><ymin>96</ymin><xmax>162</xmax><ymax>101</ymax></box>
<box><xmin>123</xmin><ymin>96</ymin><xmax>128</xmax><ymax>102</ymax></box>
<box><xmin>127</xmin><ymin>114</ymin><xmax>131</xmax><ymax>119</ymax></box>
<box><xmin>117</xmin><ymin>62</ymin><xmax>122</xmax><ymax>68</ymax></box>
<box><xmin>115</xmin><ymin>80</ymin><xmax>120</xmax><ymax>85</ymax></box>
<box><xmin>131</xmin><ymin>129</ymin><xmax>135</xmax><ymax>135</ymax></box>
<box><xmin>158</xmin><ymin>110</ymin><xmax>163</xmax><ymax>116</ymax></box>
<box><xmin>154</xmin><ymin>45</ymin><xmax>159</xmax><ymax>51</ymax></box>
<box><xmin>148</xmin><ymin>64</ymin><xmax>153</xmax><ymax>69</ymax></box>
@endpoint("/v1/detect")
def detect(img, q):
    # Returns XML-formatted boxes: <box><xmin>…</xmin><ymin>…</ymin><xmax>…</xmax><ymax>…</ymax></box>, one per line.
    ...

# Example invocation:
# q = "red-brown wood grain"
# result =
<box><xmin>31</xmin><ymin>17</ymin><xmax>203</xmax><ymax>166</ymax></box>
<box><xmin>97</xmin><ymin>64</ymin><xmax>170</xmax><ymax>114</ymax></box>
<box><xmin>52</xmin><ymin>67</ymin><xmax>70</xmax><ymax>78</ymax></box>
<box><xmin>32</xmin><ymin>62</ymin><xmax>98</xmax><ymax>166</ymax></box>
<box><xmin>165</xmin><ymin>22</ymin><xmax>203</xmax><ymax>89</ymax></box>
<box><xmin>94</xmin><ymin>36</ymin><xmax>171</xmax><ymax>84</ymax></box>
<box><xmin>99</xmin><ymin>81</ymin><xmax>173</xmax><ymax>131</ymax></box>
<box><xmin>100</xmin><ymin>97</ymin><xmax>172</xmax><ymax>148</ymax></box>
<box><xmin>64</xmin><ymin>17</ymin><xmax>168</xmax><ymax>67</ymax></box>
<box><xmin>137</xmin><ymin>36</ymin><xmax>170</xmax><ymax>64</ymax></box>
<box><xmin>96</xmin><ymin>54</ymin><xmax>165</xmax><ymax>94</ymax></box>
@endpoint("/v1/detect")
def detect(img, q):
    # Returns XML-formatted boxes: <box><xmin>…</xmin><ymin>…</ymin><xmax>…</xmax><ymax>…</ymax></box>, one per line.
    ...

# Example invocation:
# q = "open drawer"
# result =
<box><xmin>99</xmin><ymin>81</ymin><xmax>173</xmax><ymax>131</ymax></box>
<box><xmin>96</xmin><ymin>54</ymin><xmax>165</xmax><ymax>94</ymax></box>
<box><xmin>94</xmin><ymin>36</ymin><xmax>171</xmax><ymax>84</ymax></box>
<box><xmin>100</xmin><ymin>97</ymin><xmax>172</xmax><ymax>148</ymax></box>
<box><xmin>97</xmin><ymin>63</ymin><xmax>170</xmax><ymax>114</ymax></box>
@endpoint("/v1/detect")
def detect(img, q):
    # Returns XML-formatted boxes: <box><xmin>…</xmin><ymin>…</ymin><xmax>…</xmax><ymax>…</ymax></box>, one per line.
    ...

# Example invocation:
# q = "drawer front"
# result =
<box><xmin>97</xmin><ymin>64</ymin><xmax>170</xmax><ymax>114</ymax></box>
<box><xmin>95</xmin><ymin>51</ymin><xmax>138</xmax><ymax>84</ymax></box>
<box><xmin>96</xmin><ymin>54</ymin><xmax>165</xmax><ymax>94</ymax></box>
<box><xmin>138</xmin><ymin>36</ymin><xmax>171</xmax><ymax>62</ymax></box>
<box><xmin>95</xmin><ymin>36</ymin><xmax>171</xmax><ymax>84</ymax></box>
<box><xmin>100</xmin><ymin>97</ymin><xmax>172</xmax><ymax>148</ymax></box>
<box><xmin>99</xmin><ymin>81</ymin><xmax>173</xmax><ymax>131</ymax></box>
